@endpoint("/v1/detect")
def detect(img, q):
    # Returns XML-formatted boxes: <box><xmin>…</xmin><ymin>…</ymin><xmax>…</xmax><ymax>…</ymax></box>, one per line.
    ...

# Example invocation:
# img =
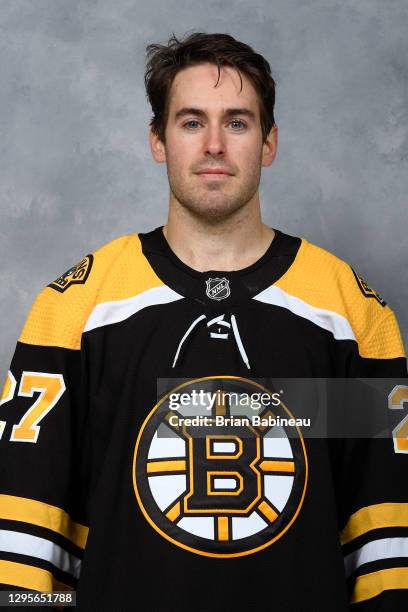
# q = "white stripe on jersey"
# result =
<box><xmin>0</xmin><ymin>529</ymin><xmax>81</xmax><ymax>578</ymax></box>
<box><xmin>344</xmin><ymin>537</ymin><xmax>408</xmax><ymax>577</ymax></box>
<box><xmin>253</xmin><ymin>285</ymin><xmax>356</xmax><ymax>341</ymax></box>
<box><xmin>84</xmin><ymin>285</ymin><xmax>184</xmax><ymax>332</ymax></box>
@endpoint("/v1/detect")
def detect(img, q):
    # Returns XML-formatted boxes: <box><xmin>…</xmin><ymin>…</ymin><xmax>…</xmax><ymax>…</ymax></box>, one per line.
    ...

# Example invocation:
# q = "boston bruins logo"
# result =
<box><xmin>48</xmin><ymin>255</ymin><xmax>93</xmax><ymax>293</ymax></box>
<box><xmin>133</xmin><ymin>377</ymin><xmax>308</xmax><ymax>558</ymax></box>
<box><xmin>352</xmin><ymin>268</ymin><xmax>386</xmax><ymax>307</ymax></box>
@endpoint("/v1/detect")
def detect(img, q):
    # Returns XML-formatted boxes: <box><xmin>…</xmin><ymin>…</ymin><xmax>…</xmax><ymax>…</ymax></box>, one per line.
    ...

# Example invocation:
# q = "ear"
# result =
<box><xmin>149</xmin><ymin>127</ymin><xmax>167</xmax><ymax>163</ymax></box>
<box><xmin>261</xmin><ymin>124</ymin><xmax>278</xmax><ymax>167</ymax></box>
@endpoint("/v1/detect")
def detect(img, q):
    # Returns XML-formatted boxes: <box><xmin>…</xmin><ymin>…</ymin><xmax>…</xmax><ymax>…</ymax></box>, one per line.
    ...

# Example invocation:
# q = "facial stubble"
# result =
<box><xmin>166</xmin><ymin>152</ymin><xmax>263</xmax><ymax>222</ymax></box>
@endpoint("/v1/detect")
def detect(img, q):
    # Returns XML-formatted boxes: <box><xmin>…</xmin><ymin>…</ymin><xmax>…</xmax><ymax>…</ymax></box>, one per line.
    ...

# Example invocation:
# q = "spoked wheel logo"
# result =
<box><xmin>133</xmin><ymin>376</ymin><xmax>308</xmax><ymax>558</ymax></box>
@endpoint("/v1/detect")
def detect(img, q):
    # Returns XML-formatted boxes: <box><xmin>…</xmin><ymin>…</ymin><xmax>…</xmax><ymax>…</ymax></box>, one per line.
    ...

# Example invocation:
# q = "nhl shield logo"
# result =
<box><xmin>206</xmin><ymin>277</ymin><xmax>231</xmax><ymax>301</ymax></box>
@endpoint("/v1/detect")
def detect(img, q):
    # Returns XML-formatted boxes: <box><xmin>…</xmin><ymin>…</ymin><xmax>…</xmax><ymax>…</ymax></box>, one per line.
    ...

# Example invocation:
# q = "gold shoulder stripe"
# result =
<box><xmin>351</xmin><ymin>567</ymin><xmax>408</xmax><ymax>603</ymax></box>
<box><xmin>340</xmin><ymin>503</ymin><xmax>408</xmax><ymax>545</ymax></box>
<box><xmin>0</xmin><ymin>559</ymin><xmax>71</xmax><ymax>592</ymax></box>
<box><xmin>278</xmin><ymin>239</ymin><xmax>405</xmax><ymax>359</ymax></box>
<box><xmin>19</xmin><ymin>234</ymin><xmax>164</xmax><ymax>350</ymax></box>
<box><xmin>0</xmin><ymin>494</ymin><xmax>88</xmax><ymax>550</ymax></box>
<box><xmin>94</xmin><ymin>234</ymin><xmax>165</xmax><ymax>304</ymax></box>
<box><xmin>360</xmin><ymin>311</ymin><xmax>406</xmax><ymax>360</ymax></box>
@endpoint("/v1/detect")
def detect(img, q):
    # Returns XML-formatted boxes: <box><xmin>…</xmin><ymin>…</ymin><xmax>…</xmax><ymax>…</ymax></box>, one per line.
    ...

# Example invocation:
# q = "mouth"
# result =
<box><xmin>195</xmin><ymin>170</ymin><xmax>233</xmax><ymax>180</ymax></box>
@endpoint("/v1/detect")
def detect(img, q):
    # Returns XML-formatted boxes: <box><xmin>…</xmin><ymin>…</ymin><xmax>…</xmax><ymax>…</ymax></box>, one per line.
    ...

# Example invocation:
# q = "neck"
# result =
<box><xmin>163</xmin><ymin>194</ymin><xmax>275</xmax><ymax>272</ymax></box>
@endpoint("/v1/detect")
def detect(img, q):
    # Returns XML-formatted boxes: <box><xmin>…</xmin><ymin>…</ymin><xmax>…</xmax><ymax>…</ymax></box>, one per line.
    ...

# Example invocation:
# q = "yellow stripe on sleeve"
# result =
<box><xmin>0</xmin><ymin>560</ymin><xmax>71</xmax><ymax>592</ymax></box>
<box><xmin>352</xmin><ymin>567</ymin><xmax>408</xmax><ymax>603</ymax></box>
<box><xmin>0</xmin><ymin>495</ymin><xmax>88</xmax><ymax>550</ymax></box>
<box><xmin>340</xmin><ymin>503</ymin><xmax>408</xmax><ymax>546</ymax></box>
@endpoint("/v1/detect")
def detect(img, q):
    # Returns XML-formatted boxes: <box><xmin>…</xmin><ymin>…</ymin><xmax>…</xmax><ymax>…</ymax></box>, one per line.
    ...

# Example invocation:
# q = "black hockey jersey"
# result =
<box><xmin>0</xmin><ymin>226</ymin><xmax>407</xmax><ymax>611</ymax></box>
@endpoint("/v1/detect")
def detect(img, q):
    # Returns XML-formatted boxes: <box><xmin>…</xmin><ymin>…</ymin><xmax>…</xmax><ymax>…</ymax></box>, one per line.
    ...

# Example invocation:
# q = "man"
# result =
<box><xmin>0</xmin><ymin>32</ymin><xmax>407</xmax><ymax>610</ymax></box>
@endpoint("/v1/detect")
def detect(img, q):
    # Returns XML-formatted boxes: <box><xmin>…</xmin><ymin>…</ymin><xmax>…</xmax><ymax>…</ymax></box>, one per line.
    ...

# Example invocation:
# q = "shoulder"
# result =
<box><xmin>288</xmin><ymin>236</ymin><xmax>386</xmax><ymax>309</ymax></box>
<box><xmin>275</xmin><ymin>236</ymin><xmax>405</xmax><ymax>359</ymax></box>
<box><xmin>19</xmin><ymin>233</ymin><xmax>158</xmax><ymax>350</ymax></box>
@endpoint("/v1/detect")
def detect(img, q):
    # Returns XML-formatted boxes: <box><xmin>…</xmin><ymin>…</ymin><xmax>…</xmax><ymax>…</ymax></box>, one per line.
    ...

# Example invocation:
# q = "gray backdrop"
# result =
<box><xmin>1</xmin><ymin>0</ymin><xmax>407</xmax><ymax>377</ymax></box>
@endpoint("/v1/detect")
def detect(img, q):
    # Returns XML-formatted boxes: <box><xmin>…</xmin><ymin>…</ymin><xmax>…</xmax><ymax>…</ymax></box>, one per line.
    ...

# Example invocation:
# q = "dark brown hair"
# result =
<box><xmin>144</xmin><ymin>32</ymin><xmax>276</xmax><ymax>143</ymax></box>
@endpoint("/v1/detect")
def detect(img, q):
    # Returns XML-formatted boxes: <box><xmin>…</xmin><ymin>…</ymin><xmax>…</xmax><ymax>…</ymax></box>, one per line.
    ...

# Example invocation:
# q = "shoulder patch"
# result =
<box><xmin>351</xmin><ymin>267</ymin><xmax>386</xmax><ymax>307</ymax></box>
<box><xmin>48</xmin><ymin>254</ymin><xmax>94</xmax><ymax>293</ymax></box>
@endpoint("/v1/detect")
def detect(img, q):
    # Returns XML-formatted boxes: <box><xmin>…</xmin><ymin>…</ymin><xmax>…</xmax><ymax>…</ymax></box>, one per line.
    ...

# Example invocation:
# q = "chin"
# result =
<box><xmin>170</xmin><ymin>181</ymin><xmax>254</xmax><ymax>221</ymax></box>
<box><xmin>187</xmin><ymin>199</ymin><xmax>246</xmax><ymax>222</ymax></box>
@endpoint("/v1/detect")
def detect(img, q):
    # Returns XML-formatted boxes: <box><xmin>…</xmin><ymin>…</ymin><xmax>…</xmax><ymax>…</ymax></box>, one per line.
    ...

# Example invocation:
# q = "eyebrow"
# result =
<box><xmin>174</xmin><ymin>107</ymin><xmax>256</xmax><ymax>122</ymax></box>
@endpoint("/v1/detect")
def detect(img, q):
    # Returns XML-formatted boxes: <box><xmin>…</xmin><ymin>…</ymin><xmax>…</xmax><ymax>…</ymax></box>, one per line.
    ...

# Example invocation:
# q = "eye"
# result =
<box><xmin>229</xmin><ymin>119</ymin><xmax>246</xmax><ymax>130</ymax></box>
<box><xmin>183</xmin><ymin>120</ymin><xmax>201</xmax><ymax>130</ymax></box>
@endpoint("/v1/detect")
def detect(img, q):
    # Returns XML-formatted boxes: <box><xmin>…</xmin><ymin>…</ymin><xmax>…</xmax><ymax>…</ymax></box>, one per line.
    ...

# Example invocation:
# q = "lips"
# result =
<box><xmin>195</xmin><ymin>168</ymin><xmax>233</xmax><ymax>178</ymax></box>
<box><xmin>198</xmin><ymin>169</ymin><xmax>231</xmax><ymax>174</ymax></box>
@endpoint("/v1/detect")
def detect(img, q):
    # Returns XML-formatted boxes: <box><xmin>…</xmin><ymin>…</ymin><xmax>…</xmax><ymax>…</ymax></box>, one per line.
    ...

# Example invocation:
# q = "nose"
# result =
<box><xmin>203</xmin><ymin>125</ymin><xmax>225</xmax><ymax>156</ymax></box>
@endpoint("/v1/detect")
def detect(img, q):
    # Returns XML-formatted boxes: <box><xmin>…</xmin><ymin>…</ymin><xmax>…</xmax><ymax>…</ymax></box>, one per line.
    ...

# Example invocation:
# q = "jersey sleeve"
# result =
<box><xmin>0</xmin><ymin>263</ymin><xmax>95</xmax><ymax>593</ymax></box>
<box><xmin>330</xmin><ymin>293</ymin><xmax>408</xmax><ymax>609</ymax></box>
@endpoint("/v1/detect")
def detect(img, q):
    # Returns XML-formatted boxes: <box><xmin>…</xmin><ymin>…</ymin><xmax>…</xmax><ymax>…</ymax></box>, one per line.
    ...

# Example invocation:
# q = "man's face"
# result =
<box><xmin>150</xmin><ymin>62</ymin><xmax>277</xmax><ymax>221</ymax></box>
